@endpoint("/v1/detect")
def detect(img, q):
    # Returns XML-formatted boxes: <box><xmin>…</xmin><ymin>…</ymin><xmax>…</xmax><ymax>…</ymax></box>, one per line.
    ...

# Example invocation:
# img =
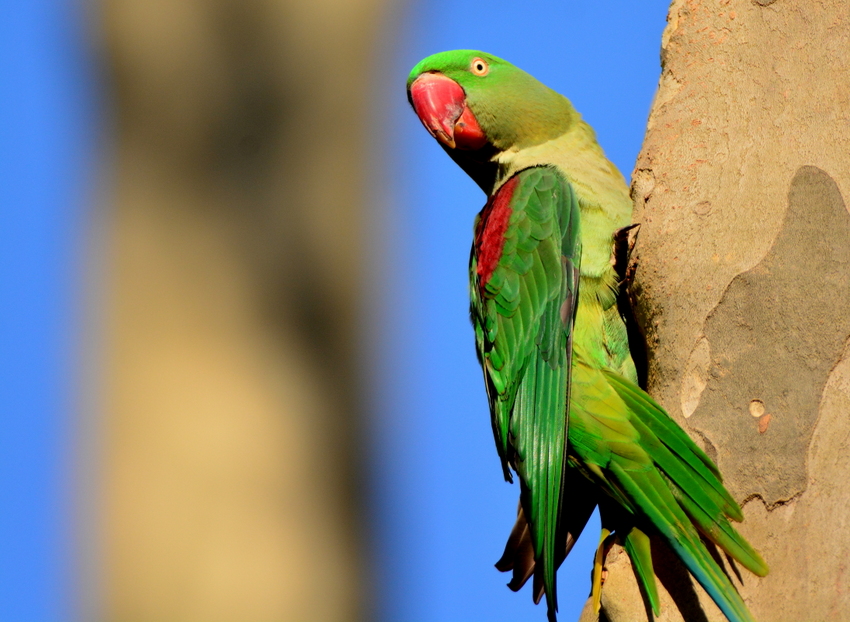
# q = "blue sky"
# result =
<box><xmin>0</xmin><ymin>0</ymin><xmax>669</xmax><ymax>619</ymax></box>
<box><xmin>373</xmin><ymin>1</ymin><xmax>669</xmax><ymax>620</ymax></box>
<box><xmin>0</xmin><ymin>1</ymin><xmax>93</xmax><ymax>620</ymax></box>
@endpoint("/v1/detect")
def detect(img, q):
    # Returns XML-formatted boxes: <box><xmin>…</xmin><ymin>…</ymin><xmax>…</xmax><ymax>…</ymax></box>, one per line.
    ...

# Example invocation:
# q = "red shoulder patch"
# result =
<box><xmin>474</xmin><ymin>175</ymin><xmax>519</xmax><ymax>288</ymax></box>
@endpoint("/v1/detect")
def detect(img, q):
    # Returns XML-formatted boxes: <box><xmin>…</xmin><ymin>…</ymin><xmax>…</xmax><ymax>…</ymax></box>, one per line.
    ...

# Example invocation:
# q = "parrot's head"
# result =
<box><xmin>407</xmin><ymin>50</ymin><xmax>576</xmax><ymax>190</ymax></box>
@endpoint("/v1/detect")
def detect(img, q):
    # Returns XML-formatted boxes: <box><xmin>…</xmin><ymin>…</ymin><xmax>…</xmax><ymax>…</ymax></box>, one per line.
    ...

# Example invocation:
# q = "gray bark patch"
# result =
<box><xmin>689</xmin><ymin>166</ymin><xmax>850</xmax><ymax>504</ymax></box>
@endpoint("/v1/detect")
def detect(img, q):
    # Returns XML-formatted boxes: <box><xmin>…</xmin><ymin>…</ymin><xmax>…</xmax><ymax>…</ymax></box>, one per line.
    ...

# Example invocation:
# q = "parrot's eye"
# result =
<box><xmin>470</xmin><ymin>57</ymin><xmax>489</xmax><ymax>76</ymax></box>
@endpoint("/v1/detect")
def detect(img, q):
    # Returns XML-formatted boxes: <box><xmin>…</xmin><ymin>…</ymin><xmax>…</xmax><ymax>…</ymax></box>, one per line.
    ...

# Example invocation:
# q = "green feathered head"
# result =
<box><xmin>407</xmin><ymin>50</ymin><xmax>575</xmax><ymax>153</ymax></box>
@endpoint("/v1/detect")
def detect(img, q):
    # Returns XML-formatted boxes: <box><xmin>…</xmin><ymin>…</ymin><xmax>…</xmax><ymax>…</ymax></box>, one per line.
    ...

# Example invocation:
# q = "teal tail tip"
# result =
<box><xmin>545</xmin><ymin>595</ymin><xmax>558</xmax><ymax>622</ymax></box>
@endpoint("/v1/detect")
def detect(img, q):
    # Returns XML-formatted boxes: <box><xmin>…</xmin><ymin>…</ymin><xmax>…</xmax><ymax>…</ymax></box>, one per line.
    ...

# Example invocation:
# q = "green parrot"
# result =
<box><xmin>406</xmin><ymin>50</ymin><xmax>768</xmax><ymax>622</ymax></box>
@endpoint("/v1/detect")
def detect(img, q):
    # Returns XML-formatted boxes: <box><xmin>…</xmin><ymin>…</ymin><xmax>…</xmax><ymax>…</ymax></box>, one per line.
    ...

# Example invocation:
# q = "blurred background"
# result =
<box><xmin>0</xmin><ymin>0</ymin><xmax>667</xmax><ymax>620</ymax></box>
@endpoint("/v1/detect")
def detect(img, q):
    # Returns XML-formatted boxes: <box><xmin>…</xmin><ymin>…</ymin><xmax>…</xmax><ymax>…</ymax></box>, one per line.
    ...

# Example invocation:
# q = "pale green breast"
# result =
<box><xmin>573</xmin><ymin>271</ymin><xmax>637</xmax><ymax>382</ymax></box>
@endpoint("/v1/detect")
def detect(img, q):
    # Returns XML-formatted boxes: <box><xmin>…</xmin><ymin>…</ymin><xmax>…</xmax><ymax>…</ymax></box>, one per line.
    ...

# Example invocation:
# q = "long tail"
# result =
<box><xmin>494</xmin><ymin>362</ymin><xmax>767</xmax><ymax>622</ymax></box>
<box><xmin>602</xmin><ymin>370</ymin><xmax>768</xmax><ymax>622</ymax></box>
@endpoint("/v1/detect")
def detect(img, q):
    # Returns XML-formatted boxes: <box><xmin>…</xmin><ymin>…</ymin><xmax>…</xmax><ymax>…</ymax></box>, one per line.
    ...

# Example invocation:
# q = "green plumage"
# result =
<box><xmin>408</xmin><ymin>49</ymin><xmax>768</xmax><ymax>622</ymax></box>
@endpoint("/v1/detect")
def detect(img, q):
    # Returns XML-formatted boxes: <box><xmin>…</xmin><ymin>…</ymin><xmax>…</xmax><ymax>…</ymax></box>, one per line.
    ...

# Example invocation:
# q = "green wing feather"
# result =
<box><xmin>470</xmin><ymin>166</ymin><xmax>581</xmax><ymax>621</ymax></box>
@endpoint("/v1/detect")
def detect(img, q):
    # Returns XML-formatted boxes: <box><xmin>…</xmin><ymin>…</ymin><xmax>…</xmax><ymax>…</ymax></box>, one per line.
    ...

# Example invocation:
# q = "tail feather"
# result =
<box><xmin>605</xmin><ymin>374</ymin><xmax>769</xmax><ymax>578</ymax></box>
<box><xmin>610</xmin><ymin>461</ymin><xmax>756</xmax><ymax>622</ymax></box>
<box><xmin>581</xmin><ymin>362</ymin><xmax>766</xmax><ymax>622</ymax></box>
<box><xmin>670</xmin><ymin>479</ymin><xmax>769</xmax><ymax>577</ymax></box>
<box><xmin>604</xmin><ymin>371</ymin><xmax>741</xmax><ymax>520</ymax></box>
<box><xmin>622</xmin><ymin>527</ymin><xmax>660</xmax><ymax>617</ymax></box>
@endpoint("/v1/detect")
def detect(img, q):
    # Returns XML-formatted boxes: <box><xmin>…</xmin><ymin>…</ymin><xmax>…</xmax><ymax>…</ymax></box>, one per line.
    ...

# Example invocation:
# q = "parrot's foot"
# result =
<box><xmin>591</xmin><ymin>528</ymin><xmax>618</xmax><ymax>612</ymax></box>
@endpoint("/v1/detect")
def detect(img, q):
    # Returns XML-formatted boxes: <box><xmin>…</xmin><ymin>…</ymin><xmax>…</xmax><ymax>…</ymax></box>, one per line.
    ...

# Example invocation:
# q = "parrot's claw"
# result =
<box><xmin>591</xmin><ymin>529</ymin><xmax>618</xmax><ymax>612</ymax></box>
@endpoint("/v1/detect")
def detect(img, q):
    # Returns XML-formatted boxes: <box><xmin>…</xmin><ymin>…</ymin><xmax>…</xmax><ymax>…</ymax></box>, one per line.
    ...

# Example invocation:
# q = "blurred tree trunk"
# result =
<box><xmin>89</xmin><ymin>1</ymin><xmax>391</xmax><ymax>620</ymax></box>
<box><xmin>581</xmin><ymin>0</ymin><xmax>850</xmax><ymax>620</ymax></box>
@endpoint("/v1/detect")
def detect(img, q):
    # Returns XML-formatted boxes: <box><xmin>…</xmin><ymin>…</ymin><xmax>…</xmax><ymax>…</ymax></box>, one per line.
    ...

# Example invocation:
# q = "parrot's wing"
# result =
<box><xmin>470</xmin><ymin>166</ymin><xmax>581</xmax><ymax>620</ymax></box>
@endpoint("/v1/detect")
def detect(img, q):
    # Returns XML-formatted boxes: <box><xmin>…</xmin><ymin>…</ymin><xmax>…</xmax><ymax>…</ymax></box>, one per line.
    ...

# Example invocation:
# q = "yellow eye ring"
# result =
<box><xmin>470</xmin><ymin>57</ymin><xmax>489</xmax><ymax>76</ymax></box>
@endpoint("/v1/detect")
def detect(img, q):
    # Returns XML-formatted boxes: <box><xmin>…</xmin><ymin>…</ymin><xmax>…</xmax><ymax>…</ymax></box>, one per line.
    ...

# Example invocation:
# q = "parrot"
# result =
<box><xmin>406</xmin><ymin>50</ymin><xmax>768</xmax><ymax>622</ymax></box>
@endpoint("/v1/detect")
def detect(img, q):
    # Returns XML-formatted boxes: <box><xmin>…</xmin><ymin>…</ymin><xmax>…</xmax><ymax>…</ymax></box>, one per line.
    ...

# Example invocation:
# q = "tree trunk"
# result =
<box><xmin>582</xmin><ymin>0</ymin><xmax>850</xmax><ymax>620</ymax></box>
<box><xmin>90</xmin><ymin>1</ymin><xmax>389</xmax><ymax>620</ymax></box>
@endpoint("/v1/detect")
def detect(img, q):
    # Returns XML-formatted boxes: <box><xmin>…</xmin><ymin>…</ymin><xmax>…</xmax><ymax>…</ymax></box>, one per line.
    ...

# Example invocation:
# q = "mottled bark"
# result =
<box><xmin>88</xmin><ymin>1</ymin><xmax>390</xmax><ymax>620</ymax></box>
<box><xmin>581</xmin><ymin>1</ymin><xmax>850</xmax><ymax>620</ymax></box>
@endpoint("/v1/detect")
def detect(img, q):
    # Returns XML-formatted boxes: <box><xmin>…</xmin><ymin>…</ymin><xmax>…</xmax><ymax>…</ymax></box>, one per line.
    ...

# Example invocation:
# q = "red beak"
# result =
<box><xmin>409</xmin><ymin>73</ymin><xmax>487</xmax><ymax>151</ymax></box>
